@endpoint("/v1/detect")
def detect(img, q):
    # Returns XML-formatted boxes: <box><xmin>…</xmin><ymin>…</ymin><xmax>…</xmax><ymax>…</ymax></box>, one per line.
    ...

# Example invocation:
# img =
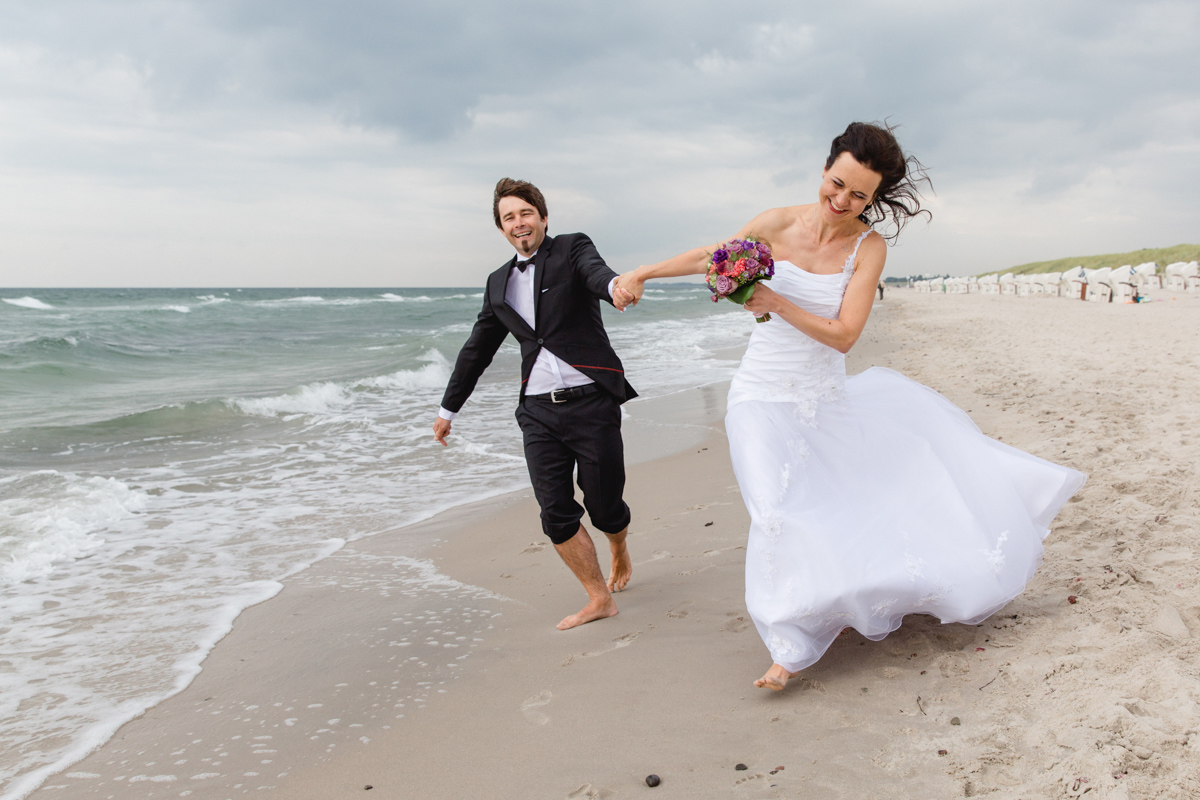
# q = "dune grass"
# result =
<box><xmin>981</xmin><ymin>244</ymin><xmax>1200</xmax><ymax>277</ymax></box>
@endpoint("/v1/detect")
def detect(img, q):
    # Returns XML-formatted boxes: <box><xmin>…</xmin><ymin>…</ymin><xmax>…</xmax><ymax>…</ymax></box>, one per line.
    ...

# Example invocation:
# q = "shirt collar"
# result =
<box><xmin>515</xmin><ymin>249</ymin><xmax>538</xmax><ymax>264</ymax></box>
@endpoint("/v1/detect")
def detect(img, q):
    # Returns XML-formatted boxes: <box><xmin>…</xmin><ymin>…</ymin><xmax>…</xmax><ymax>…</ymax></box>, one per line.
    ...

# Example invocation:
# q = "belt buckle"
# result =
<box><xmin>550</xmin><ymin>388</ymin><xmax>569</xmax><ymax>404</ymax></box>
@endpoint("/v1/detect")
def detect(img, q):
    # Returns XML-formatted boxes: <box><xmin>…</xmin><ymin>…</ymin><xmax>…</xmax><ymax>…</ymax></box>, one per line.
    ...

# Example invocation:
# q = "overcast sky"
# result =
<box><xmin>1</xmin><ymin>0</ymin><xmax>1197</xmax><ymax>287</ymax></box>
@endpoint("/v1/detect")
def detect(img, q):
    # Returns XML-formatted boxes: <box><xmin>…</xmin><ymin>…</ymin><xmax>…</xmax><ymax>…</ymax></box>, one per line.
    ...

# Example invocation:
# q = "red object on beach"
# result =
<box><xmin>1068</xmin><ymin>595</ymin><xmax>1078</xmax><ymax>604</ymax></box>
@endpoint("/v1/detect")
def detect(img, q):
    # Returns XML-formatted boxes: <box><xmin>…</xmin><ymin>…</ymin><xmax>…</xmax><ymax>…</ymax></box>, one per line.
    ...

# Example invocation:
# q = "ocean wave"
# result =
<box><xmin>230</xmin><ymin>382</ymin><xmax>353</xmax><ymax>418</ymax></box>
<box><xmin>195</xmin><ymin>295</ymin><xmax>230</xmax><ymax>305</ymax></box>
<box><xmin>0</xmin><ymin>472</ymin><xmax>147</xmax><ymax>584</ymax></box>
<box><xmin>3</xmin><ymin>296</ymin><xmax>55</xmax><ymax>310</ymax></box>
<box><xmin>379</xmin><ymin>293</ymin><xmax>436</xmax><ymax>302</ymax></box>
<box><xmin>163</xmin><ymin>306</ymin><xmax>190</xmax><ymax>313</ymax></box>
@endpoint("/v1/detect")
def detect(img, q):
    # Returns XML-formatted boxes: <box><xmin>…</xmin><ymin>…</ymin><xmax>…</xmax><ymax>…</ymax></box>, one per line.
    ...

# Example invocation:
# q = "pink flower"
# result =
<box><xmin>715</xmin><ymin>274</ymin><xmax>735</xmax><ymax>295</ymax></box>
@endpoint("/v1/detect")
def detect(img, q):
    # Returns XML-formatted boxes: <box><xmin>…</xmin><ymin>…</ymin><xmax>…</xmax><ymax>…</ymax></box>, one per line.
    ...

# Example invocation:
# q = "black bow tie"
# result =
<box><xmin>516</xmin><ymin>259</ymin><xmax>533</xmax><ymax>273</ymax></box>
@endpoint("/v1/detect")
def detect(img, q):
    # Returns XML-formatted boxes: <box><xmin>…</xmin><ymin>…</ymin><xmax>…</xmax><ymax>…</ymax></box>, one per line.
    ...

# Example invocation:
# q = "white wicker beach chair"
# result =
<box><xmin>1183</xmin><ymin>262</ymin><xmax>1200</xmax><ymax>292</ymax></box>
<box><xmin>1109</xmin><ymin>265</ymin><xmax>1137</xmax><ymax>302</ymax></box>
<box><xmin>999</xmin><ymin>273</ymin><xmax>1016</xmax><ymax>295</ymax></box>
<box><xmin>1133</xmin><ymin>262</ymin><xmax>1160</xmax><ymax>290</ymax></box>
<box><xmin>1087</xmin><ymin>267</ymin><xmax>1114</xmax><ymax>303</ymax></box>
<box><xmin>1063</xmin><ymin>266</ymin><xmax>1087</xmax><ymax>300</ymax></box>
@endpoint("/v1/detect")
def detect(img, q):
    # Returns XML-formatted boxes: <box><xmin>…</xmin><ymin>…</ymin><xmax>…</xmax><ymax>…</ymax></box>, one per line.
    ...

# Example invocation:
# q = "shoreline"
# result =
<box><xmin>26</xmin><ymin>292</ymin><xmax>1200</xmax><ymax>798</ymax></box>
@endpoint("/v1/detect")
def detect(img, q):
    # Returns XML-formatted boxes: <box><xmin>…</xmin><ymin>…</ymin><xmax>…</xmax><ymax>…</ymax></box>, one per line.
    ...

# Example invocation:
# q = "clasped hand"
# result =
<box><xmin>613</xmin><ymin>272</ymin><xmax>645</xmax><ymax>309</ymax></box>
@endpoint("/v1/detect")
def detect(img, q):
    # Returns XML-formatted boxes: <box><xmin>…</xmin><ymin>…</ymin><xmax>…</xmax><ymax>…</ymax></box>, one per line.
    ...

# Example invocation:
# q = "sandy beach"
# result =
<box><xmin>28</xmin><ymin>289</ymin><xmax>1200</xmax><ymax>800</ymax></box>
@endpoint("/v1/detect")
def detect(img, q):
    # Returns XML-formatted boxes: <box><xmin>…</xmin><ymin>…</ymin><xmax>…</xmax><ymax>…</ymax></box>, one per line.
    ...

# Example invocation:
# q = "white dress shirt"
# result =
<box><xmin>438</xmin><ymin>251</ymin><xmax>616</xmax><ymax>421</ymax></box>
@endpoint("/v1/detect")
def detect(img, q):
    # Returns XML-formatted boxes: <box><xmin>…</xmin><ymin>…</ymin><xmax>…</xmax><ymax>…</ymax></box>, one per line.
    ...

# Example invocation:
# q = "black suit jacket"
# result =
<box><xmin>440</xmin><ymin>232</ymin><xmax>638</xmax><ymax>412</ymax></box>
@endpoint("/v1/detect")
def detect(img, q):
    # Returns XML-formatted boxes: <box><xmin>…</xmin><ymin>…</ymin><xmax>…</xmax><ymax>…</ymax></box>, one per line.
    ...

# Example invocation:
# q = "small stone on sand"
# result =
<box><xmin>950</xmin><ymin>717</ymin><xmax>960</xmax><ymax>725</ymax></box>
<box><xmin>645</xmin><ymin>774</ymin><xmax>661</xmax><ymax>787</ymax></box>
<box><xmin>938</xmin><ymin>750</ymin><xmax>948</xmax><ymax>756</ymax></box>
<box><xmin>735</xmin><ymin>763</ymin><xmax>748</xmax><ymax>771</ymax></box>
<box><xmin>1068</xmin><ymin>595</ymin><xmax>1078</xmax><ymax>604</ymax></box>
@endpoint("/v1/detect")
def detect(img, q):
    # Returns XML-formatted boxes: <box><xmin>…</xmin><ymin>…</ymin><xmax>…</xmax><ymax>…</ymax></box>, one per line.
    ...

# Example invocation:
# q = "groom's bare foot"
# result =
<box><xmin>557</xmin><ymin>596</ymin><xmax>619</xmax><ymax>630</ymax></box>
<box><xmin>606</xmin><ymin>534</ymin><xmax>632</xmax><ymax>592</ymax></box>
<box><xmin>754</xmin><ymin>663</ymin><xmax>798</xmax><ymax>691</ymax></box>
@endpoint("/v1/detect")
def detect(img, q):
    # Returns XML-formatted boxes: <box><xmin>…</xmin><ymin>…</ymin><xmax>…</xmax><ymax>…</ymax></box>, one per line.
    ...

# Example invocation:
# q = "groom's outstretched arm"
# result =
<box><xmin>569</xmin><ymin>234</ymin><xmax>622</xmax><ymax>305</ymax></box>
<box><xmin>438</xmin><ymin>293</ymin><xmax>508</xmax><ymax>427</ymax></box>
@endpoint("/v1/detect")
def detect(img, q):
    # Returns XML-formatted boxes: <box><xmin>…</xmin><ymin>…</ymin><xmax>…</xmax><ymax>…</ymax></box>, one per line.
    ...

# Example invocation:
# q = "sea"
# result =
<box><xmin>0</xmin><ymin>286</ymin><xmax>751</xmax><ymax>797</ymax></box>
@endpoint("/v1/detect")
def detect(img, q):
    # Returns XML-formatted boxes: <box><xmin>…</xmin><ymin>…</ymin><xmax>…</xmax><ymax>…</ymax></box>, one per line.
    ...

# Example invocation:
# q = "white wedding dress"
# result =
<box><xmin>725</xmin><ymin>232</ymin><xmax>1086</xmax><ymax>673</ymax></box>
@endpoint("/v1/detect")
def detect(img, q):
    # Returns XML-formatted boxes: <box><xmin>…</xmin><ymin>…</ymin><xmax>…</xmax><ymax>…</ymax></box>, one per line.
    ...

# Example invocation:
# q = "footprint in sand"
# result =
<box><xmin>667</xmin><ymin>601</ymin><xmax>692</xmax><ymax>619</ymax></box>
<box><xmin>634</xmin><ymin>550</ymin><xmax>669</xmax><ymax>566</ymax></box>
<box><xmin>522</xmin><ymin>541</ymin><xmax>548</xmax><ymax>554</ymax></box>
<box><xmin>520</xmin><ymin>690</ymin><xmax>552</xmax><ymax>725</ymax></box>
<box><xmin>581</xmin><ymin>632</ymin><xmax>640</xmax><ymax>658</ymax></box>
<box><xmin>567</xmin><ymin>784</ymin><xmax>614</xmax><ymax>799</ymax></box>
<box><xmin>723</xmin><ymin>616</ymin><xmax>751</xmax><ymax>633</ymax></box>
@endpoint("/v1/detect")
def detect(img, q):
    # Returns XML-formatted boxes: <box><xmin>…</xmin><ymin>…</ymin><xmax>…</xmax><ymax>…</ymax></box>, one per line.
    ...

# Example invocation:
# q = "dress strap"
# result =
<box><xmin>842</xmin><ymin>231</ymin><xmax>871</xmax><ymax>274</ymax></box>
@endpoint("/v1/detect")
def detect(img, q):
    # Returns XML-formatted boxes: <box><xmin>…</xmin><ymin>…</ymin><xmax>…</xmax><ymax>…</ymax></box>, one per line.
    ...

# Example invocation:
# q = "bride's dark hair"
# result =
<box><xmin>826</xmin><ymin>121</ymin><xmax>932</xmax><ymax>242</ymax></box>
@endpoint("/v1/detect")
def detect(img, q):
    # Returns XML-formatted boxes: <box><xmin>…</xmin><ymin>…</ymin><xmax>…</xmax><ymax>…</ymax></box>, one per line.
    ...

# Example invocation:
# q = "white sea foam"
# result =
<box><xmin>230</xmin><ymin>382</ymin><xmax>353</xmax><ymax>418</ymax></box>
<box><xmin>0</xmin><ymin>472</ymin><xmax>147</xmax><ymax>585</ymax></box>
<box><xmin>379</xmin><ymin>293</ymin><xmax>436</xmax><ymax>302</ymax></box>
<box><xmin>2</xmin><ymin>297</ymin><xmax>54</xmax><ymax>310</ymax></box>
<box><xmin>195</xmin><ymin>295</ymin><xmax>230</xmax><ymax>305</ymax></box>
<box><xmin>163</xmin><ymin>305</ymin><xmax>191</xmax><ymax>313</ymax></box>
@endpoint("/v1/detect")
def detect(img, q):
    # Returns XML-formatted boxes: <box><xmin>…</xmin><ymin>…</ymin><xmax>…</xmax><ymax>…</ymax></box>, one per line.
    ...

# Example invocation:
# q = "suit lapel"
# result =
<box><xmin>532</xmin><ymin>235</ymin><xmax>553</xmax><ymax>331</ymax></box>
<box><xmin>493</xmin><ymin>255</ymin><xmax>536</xmax><ymax>339</ymax></box>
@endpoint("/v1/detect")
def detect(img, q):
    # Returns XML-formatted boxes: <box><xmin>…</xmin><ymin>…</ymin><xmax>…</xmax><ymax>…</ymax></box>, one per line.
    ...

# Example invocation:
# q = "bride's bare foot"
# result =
<box><xmin>606</xmin><ymin>533</ymin><xmax>632</xmax><ymax>592</ymax></box>
<box><xmin>754</xmin><ymin>663</ymin><xmax>798</xmax><ymax>691</ymax></box>
<box><xmin>557</xmin><ymin>596</ymin><xmax>619</xmax><ymax>630</ymax></box>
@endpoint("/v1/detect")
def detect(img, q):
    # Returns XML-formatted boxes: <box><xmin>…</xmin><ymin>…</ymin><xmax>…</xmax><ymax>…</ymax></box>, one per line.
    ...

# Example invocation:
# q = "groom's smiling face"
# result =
<box><xmin>498</xmin><ymin>196</ymin><xmax>547</xmax><ymax>256</ymax></box>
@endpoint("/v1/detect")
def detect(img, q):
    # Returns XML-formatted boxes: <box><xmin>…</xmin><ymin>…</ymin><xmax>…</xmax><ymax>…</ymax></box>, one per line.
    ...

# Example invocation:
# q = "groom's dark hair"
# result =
<box><xmin>493</xmin><ymin>178</ymin><xmax>548</xmax><ymax>228</ymax></box>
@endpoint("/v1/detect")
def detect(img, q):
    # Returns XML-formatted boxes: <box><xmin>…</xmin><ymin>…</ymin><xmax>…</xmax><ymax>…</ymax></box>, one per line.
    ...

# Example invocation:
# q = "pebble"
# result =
<box><xmin>938</xmin><ymin>750</ymin><xmax>948</xmax><ymax>756</ymax></box>
<box><xmin>1068</xmin><ymin>595</ymin><xmax>1078</xmax><ymax>604</ymax></box>
<box><xmin>646</xmin><ymin>774</ymin><xmax>661</xmax><ymax>787</ymax></box>
<box><xmin>950</xmin><ymin>717</ymin><xmax>961</xmax><ymax>726</ymax></box>
<box><xmin>735</xmin><ymin>764</ymin><xmax>748</xmax><ymax>771</ymax></box>
<box><xmin>705</xmin><ymin>521</ymin><xmax>714</xmax><ymax>527</ymax></box>
<box><xmin>364</xmin><ymin>786</ymin><xmax>373</xmax><ymax>791</ymax></box>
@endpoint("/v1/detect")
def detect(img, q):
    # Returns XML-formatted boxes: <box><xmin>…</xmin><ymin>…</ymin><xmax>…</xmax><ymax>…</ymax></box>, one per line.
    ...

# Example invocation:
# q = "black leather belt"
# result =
<box><xmin>527</xmin><ymin>384</ymin><xmax>600</xmax><ymax>404</ymax></box>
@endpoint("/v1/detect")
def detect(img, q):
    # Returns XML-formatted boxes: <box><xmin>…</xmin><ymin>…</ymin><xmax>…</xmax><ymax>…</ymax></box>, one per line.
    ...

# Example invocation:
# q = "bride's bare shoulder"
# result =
<box><xmin>744</xmin><ymin>205</ymin><xmax>813</xmax><ymax>237</ymax></box>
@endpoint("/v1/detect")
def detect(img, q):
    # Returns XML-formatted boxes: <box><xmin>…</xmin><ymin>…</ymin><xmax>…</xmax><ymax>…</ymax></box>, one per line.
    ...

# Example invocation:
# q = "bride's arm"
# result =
<box><xmin>742</xmin><ymin>233</ymin><xmax>887</xmax><ymax>354</ymax></box>
<box><xmin>615</xmin><ymin>210</ymin><xmax>784</xmax><ymax>303</ymax></box>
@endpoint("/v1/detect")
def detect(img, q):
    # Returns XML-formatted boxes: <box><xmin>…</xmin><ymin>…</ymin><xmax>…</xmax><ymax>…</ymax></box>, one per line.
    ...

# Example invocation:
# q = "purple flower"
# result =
<box><xmin>756</xmin><ymin>241</ymin><xmax>770</xmax><ymax>256</ymax></box>
<box><xmin>715</xmin><ymin>274</ymin><xmax>735</xmax><ymax>295</ymax></box>
<box><xmin>745</xmin><ymin>257</ymin><xmax>760</xmax><ymax>271</ymax></box>
<box><xmin>712</xmin><ymin>249</ymin><xmax>728</xmax><ymax>264</ymax></box>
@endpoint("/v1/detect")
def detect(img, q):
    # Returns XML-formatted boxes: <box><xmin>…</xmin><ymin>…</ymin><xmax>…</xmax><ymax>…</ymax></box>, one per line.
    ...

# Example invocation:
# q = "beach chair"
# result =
<box><xmin>1184</xmin><ymin>262</ymin><xmax>1200</xmax><ymax>292</ymax></box>
<box><xmin>1133</xmin><ymin>262</ymin><xmax>1160</xmax><ymax>290</ymax></box>
<box><xmin>1063</xmin><ymin>266</ymin><xmax>1087</xmax><ymax>300</ymax></box>
<box><xmin>1088</xmin><ymin>267</ymin><xmax>1113</xmax><ymax>302</ymax></box>
<box><xmin>1166</xmin><ymin>262</ymin><xmax>1188</xmax><ymax>291</ymax></box>
<box><xmin>1042</xmin><ymin>272</ymin><xmax>1062</xmax><ymax>297</ymax></box>
<box><xmin>999</xmin><ymin>273</ymin><xmax>1016</xmax><ymax>295</ymax></box>
<box><xmin>978</xmin><ymin>274</ymin><xmax>998</xmax><ymax>294</ymax></box>
<box><xmin>1109</xmin><ymin>265</ymin><xmax>1137</xmax><ymax>302</ymax></box>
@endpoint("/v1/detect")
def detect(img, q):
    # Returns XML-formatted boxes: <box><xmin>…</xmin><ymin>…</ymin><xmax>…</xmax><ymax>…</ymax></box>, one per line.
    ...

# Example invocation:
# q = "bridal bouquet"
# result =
<box><xmin>705</xmin><ymin>237</ymin><xmax>775</xmax><ymax>322</ymax></box>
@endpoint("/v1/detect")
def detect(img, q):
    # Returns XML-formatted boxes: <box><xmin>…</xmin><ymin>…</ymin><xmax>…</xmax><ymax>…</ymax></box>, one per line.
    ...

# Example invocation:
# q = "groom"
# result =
<box><xmin>432</xmin><ymin>178</ymin><xmax>638</xmax><ymax>630</ymax></box>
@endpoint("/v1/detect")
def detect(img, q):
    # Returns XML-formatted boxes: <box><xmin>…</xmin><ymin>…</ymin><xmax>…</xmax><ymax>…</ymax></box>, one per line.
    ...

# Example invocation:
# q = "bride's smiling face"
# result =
<box><xmin>819</xmin><ymin>152</ymin><xmax>883</xmax><ymax>223</ymax></box>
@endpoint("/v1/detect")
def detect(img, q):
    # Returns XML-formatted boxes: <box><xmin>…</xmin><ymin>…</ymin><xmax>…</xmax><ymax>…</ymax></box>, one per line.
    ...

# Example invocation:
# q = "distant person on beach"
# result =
<box><xmin>433</xmin><ymin>178</ymin><xmax>639</xmax><ymax>630</ymax></box>
<box><xmin>877</xmin><ymin>281</ymin><xmax>884</xmax><ymax>300</ymax></box>
<box><xmin>616</xmin><ymin>122</ymin><xmax>1086</xmax><ymax>690</ymax></box>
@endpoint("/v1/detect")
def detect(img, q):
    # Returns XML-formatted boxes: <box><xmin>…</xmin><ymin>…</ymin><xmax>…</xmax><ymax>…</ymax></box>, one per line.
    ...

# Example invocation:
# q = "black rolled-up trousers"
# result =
<box><xmin>514</xmin><ymin>390</ymin><xmax>632</xmax><ymax>545</ymax></box>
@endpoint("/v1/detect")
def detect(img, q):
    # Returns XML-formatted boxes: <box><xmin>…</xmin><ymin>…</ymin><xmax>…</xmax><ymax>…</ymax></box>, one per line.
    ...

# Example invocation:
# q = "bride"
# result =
<box><xmin>616</xmin><ymin>122</ymin><xmax>1086</xmax><ymax>690</ymax></box>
